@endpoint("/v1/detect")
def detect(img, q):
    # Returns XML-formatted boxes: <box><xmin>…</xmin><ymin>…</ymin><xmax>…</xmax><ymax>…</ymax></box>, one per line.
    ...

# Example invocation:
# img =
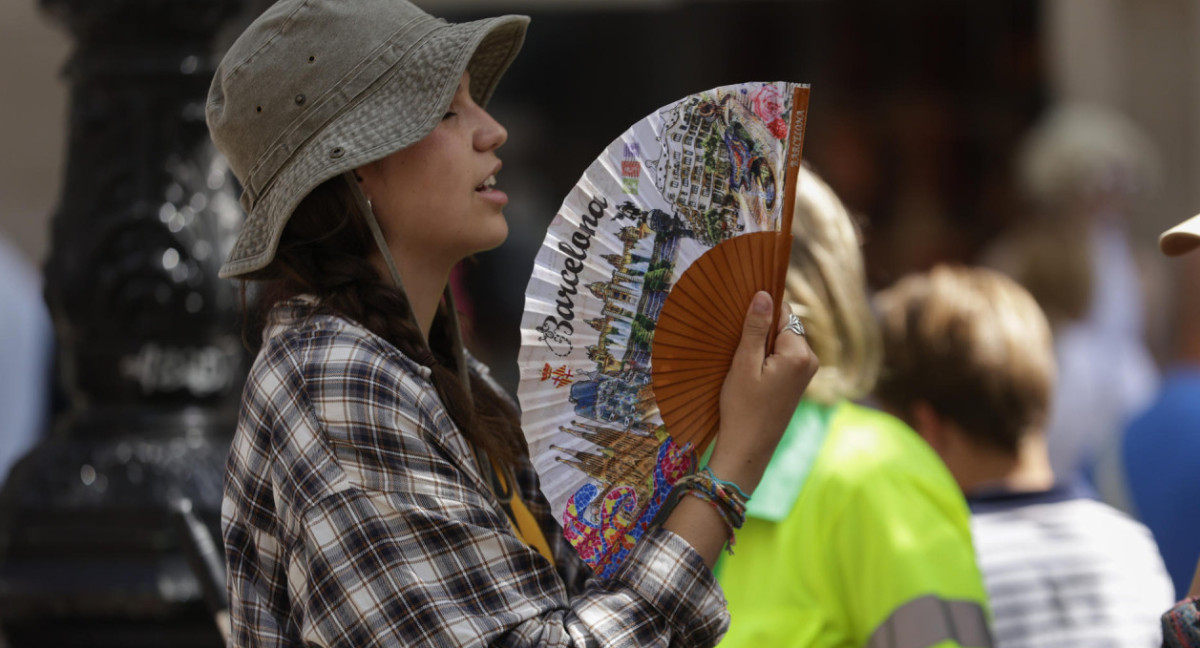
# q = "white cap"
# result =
<box><xmin>1160</xmin><ymin>213</ymin><xmax>1200</xmax><ymax>256</ymax></box>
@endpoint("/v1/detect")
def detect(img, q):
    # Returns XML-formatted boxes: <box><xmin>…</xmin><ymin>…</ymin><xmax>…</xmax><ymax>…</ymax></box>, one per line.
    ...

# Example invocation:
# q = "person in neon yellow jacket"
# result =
<box><xmin>716</xmin><ymin>167</ymin><xmax>993</xmax><ymax>648</ymax></box>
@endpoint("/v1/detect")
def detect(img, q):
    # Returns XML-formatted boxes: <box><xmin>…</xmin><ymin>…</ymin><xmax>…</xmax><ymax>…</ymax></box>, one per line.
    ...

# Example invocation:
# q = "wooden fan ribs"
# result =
<box><xmin>650</xmin><ymin>343</ymin><xmax>735</xmax><ymax>362</ymax></box>
<box><xmin>691</xmin><ymin>258</ymin><xmax>747</xmax><ymax>334</ymax></box>
<box><xmin>720</xmin><ymin>230</ymin><xmax>753</xmax><ymax>308</ymax></box>
<box><xmin>654</xmin><ymin>373</ymin><xmax>728</xmax><ymax>408</ymax></box>
<box><xmin>657</xmin><ymin>275</ymin><xmax>742</xmax><ymax>343</ymax></box>
<box><xmin>767</xmin><ymin>85</ymin><xmax>809</xmax><ymax>352</ymax></box>
<box><xmin>650</xmin><ymin>232</ymin><xmax>777</xmax><ymax>451</ymax></box>
<box><xmin>651</xmin><ymin>326</ymin><xmax>731</xmax><ymax>354</ymax></box>
<box><xmin>651</xmin><ymin>365</ymin><xmax>731</xmax><ymax>384</ymax></box>
<box><xmin>654</xmin><ymin>281</ymin><xmax>743</xmax><ymax>348</ymax></box>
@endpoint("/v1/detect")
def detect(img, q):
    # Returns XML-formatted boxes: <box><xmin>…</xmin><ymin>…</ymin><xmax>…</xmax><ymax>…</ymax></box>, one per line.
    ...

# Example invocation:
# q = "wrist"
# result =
<box><xmin>704</xmin><ymin>453</ymin><xmax>765</xmax><ymax>498</ymax></box>
<box><xmin>659</xmin><ymin>464</ymin><xmax>750</xmax><ymax>559</ymax></box>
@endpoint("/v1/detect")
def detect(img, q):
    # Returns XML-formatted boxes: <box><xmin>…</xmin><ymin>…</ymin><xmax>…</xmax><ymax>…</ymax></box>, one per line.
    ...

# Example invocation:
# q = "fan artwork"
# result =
<box><xmin>518</xmin><ymin>82</ymin><xmax>809</xmax><ymax>577</ymax></box>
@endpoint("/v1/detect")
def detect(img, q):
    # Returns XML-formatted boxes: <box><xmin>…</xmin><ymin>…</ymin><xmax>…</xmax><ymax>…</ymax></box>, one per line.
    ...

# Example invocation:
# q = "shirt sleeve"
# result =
<box><xmin>291</xmin><ymin>487</ymin><xmax>728</xmax><ymax>647</ymax></box>
<box><xmin>274</xmin><ymin>330</ymin><xmax>729</xmax><ymax>647</ymax></box>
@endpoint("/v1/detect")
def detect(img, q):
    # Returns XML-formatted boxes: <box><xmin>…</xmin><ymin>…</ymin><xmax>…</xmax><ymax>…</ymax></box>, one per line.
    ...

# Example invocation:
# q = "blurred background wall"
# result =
<box><xmin>1045</xmin><ymin>0</ymin><xmax>1200</xmax><ymax>246</ymax></box>
<box><xmin>0</xmin><ymin>0</ymin><xmax>69</xmax><ymax>268</ymax></box>
<box><xmin>3</xmin><ymin>0</ymin><xmax>1197</xmax><ymax>266</ymax></box>
<box><xmin>1</xmin><ymin>0</ymin><xmax>1198</xmax><ymax>423</ymax></box>
<box><xmin>3</xmin><ymin>0</ymin><xmax>1197</xmax><ymax>397</ymax></box>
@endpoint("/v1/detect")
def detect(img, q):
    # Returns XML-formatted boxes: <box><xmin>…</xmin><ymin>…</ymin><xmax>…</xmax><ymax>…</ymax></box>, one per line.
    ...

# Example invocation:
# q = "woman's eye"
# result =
<box><xmin>442</xmin><ymin>111</ymin><xmax>457</xmax><ymax>120</ymax></box>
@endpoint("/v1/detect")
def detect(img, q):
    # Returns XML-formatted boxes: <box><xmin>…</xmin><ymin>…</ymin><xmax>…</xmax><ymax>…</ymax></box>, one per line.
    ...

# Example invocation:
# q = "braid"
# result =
<box><xmin>248</xmin><ymin>177</ymin><xmax>526</xmax><ymax>467</ymax></box>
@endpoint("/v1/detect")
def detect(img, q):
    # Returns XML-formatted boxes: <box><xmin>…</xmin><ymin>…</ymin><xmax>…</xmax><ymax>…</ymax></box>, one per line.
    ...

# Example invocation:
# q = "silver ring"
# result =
<box><xmin>785</xmin><ymin>313</ymin><xmax>806</xmax><ymax>336</ymax></box>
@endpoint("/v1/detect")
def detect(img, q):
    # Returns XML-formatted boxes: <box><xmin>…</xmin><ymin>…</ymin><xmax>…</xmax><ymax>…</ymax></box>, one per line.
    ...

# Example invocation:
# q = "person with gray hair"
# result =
<box><xmin>207</xmin><ymin>1</ymin><xmax>818</xmax><ymax>646</ymax></box>
<box><xmin>984</xmin><ymin>103</ymin><xmax>1163</xmax><ymax>505</ymax></box>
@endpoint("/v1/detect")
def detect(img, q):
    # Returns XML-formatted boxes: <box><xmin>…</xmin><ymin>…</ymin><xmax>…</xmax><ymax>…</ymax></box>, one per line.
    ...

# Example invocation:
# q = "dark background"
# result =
<box><xmin>441</xmin><ymin>1</ymin><xmax>1044</xmax><ymax>389</ymax></box>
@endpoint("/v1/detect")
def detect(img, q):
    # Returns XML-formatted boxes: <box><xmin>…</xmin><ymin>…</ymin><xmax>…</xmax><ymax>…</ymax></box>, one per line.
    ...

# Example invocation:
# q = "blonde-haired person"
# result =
<box><xmin>716</xmin><ymin>168</ymin><xmax>992</xmax><ymax>648</ymax></box>
<box><xmin>210</xmin><ymin>1</ymin><xmax>818</xmax><ymax>646</ymax></box>
<box><xmin>875</xmin><ymin>265</ymin><xmax>1173</xmax><ymax>648</ymax></box>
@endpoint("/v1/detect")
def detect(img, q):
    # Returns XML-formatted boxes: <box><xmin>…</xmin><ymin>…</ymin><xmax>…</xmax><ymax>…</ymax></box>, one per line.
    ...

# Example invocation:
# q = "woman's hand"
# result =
<box><xmin>708</xmin><ymin>290</ymin><xmax>818</xmax><ymax>496</ymax></box>
<box><xmin>662</xmin><ymin>291</ymin><xmax>817</xmax><ymax>567</ymax></box>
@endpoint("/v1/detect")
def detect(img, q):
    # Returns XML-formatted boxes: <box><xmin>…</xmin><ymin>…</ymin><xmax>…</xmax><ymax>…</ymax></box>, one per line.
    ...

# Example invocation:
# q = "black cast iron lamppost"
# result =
<box><xmin>0</xmin><ymin>1</ymin><xmax>246</xmax><ymax>645</ymax></box>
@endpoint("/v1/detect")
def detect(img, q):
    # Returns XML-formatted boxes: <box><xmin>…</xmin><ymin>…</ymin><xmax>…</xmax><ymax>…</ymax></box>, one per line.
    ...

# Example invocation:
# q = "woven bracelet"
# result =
<box><xmin>699</xmin><ymin>466</ymin><xmax>752</xmax><ymax>502</ymax></box>
<box><xmin>682</xmin><ymin>489</ymin><xmax>741</xmax><ymax>553</ymax></box>
<box><xmin>648</xmin><ymin>466</ymin><xmax>750</xmax><ymax>554</ymax></box>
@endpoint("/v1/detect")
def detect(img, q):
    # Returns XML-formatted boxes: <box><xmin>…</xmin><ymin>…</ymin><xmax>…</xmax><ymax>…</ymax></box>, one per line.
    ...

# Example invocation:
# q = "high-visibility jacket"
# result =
<box><xmin>716</xmin><ymin>401</ymin><xmax>993</xmax><ymax>648</ymax></box>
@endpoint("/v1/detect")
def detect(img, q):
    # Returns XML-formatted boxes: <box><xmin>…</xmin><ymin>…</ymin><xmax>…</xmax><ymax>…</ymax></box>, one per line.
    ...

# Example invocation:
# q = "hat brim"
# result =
<box><xmin>219</xmin><ymin>14</ymin><xmax>529</xmax><ymax>280</ymax></box>
<box><xmin>1160</xmin><ymin>213</ymin><xmax>1200</xmax><ymax>257</ymax></box>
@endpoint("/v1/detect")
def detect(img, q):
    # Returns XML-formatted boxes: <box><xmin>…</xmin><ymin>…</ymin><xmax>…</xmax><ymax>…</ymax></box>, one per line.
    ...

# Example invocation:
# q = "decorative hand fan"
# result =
<box><xmin>517</xmin><ymin>82</ymin><xmax>809</xmax><ymax>577</ymax></box>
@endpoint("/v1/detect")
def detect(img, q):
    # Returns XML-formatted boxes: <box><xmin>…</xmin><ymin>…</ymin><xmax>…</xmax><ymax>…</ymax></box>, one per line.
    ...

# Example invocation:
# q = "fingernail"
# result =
<box><xmin>751</xmin><ymin>291</ymin><xmax>771</xmax><ymax>314</ymax></box>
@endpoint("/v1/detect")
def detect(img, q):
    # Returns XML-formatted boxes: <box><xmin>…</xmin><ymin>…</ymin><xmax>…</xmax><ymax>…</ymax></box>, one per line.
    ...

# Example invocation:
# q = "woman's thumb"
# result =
<box><xmin>732</xmin><ymin>291</ymin><xmax>773</xmax><ymax>374</ymax></box>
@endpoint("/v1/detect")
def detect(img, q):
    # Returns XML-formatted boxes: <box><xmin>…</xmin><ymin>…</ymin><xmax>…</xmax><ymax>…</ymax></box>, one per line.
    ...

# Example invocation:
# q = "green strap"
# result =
<box><xmin>347</xmin><ymin>172</ymin><xmax>406</xmax><ymax>294</ymax></box>
<box><xmin>345</xmin><ymin>172</ymin><xmax>472</xmax><ymax>406</ymax></box>
<box><xmin>744</xmin><ymin>400</ymin><xmax>835</xmax><ymax>522</ymax></box>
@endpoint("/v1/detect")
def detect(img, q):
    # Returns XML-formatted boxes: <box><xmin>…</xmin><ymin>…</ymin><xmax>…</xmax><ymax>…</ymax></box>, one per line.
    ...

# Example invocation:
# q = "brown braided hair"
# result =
<box><xmin>244</xmin><ymin>176</ymin><xmax>527</xmax><ymax>467</ymax></box>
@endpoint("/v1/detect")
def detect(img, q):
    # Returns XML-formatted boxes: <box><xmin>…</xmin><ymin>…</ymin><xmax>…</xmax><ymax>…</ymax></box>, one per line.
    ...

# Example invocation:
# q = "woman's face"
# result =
<box><xmin>358</xmin><ymin>71</ymin><xmax>510</xmax><ymax>269</ymax></box>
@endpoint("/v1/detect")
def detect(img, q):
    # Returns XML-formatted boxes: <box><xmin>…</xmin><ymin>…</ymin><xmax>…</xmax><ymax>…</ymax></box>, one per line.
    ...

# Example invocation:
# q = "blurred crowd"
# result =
<box><xmin>712</xmin><ymin>100</ymin><xmax>1196</xmax><ymax>647</ymax></box>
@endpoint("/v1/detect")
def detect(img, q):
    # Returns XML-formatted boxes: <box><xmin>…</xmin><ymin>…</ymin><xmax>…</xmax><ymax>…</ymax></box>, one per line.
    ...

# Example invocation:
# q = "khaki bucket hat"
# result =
<box><xmin>207</xmin><ymin>0</ymin><xmax>528</xmax><ymax>279</ymax></box>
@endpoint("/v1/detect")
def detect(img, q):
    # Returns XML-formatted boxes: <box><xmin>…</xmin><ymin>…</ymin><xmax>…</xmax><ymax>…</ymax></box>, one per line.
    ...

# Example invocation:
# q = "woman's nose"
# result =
<box><xmin>475</xmin><ymin>108</ymin><xmax>508</xmax><ymax>152</ymax></box>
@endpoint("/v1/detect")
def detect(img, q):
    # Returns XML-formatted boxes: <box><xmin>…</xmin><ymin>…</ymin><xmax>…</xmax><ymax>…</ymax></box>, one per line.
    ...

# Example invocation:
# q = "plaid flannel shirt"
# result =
<box><xmin>223</xmin><ymin>298</ymin><xmax>730</xmax><ymax>647</ymax></box>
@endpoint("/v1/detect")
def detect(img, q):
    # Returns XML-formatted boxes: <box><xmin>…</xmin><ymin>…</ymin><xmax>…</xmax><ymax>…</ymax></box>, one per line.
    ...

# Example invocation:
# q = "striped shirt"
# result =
<box><xmin>222</xmin><ymin>297</ymin><xmax>730</xmax><ymax>647</ymax></box>
<box><xmin>968</xmin><ymin>484</ymin><xmax>1174</xmax><ymax>648</ymax></box>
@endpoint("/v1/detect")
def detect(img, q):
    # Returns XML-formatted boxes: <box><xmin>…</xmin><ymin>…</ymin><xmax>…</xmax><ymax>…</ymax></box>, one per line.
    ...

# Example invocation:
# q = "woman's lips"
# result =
<box><xmin>475</xmin><ymin>186</ymin><xmax>508</xmax><ymax>207</ymax></box>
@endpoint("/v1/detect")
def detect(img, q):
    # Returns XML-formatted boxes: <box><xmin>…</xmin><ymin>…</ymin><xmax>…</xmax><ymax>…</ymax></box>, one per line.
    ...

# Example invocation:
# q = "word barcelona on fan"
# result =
<box><xmin>520</xmin><ymin>82</ymin><xmax>808</xmax><ymax>578</ymax></box>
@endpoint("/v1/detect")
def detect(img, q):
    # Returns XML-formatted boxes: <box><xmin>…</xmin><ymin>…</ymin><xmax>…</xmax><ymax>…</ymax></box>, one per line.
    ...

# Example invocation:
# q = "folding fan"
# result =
<box><xmin>517</xmin><ymin>82</ymin><xmax>809</xmax><ymax>577</ymax></box>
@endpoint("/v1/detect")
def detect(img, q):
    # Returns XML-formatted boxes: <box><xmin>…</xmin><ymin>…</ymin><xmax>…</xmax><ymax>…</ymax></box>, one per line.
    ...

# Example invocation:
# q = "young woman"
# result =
<box><xmin>207</xmin><ymin>1</ymin><xmax>817</xmax><ymax>645</ymax></box>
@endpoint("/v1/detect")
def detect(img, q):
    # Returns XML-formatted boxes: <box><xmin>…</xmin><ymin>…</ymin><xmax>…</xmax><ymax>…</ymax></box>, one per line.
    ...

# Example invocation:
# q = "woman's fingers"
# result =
<box><xmin>769</xmin><ymin>304</ymin><xmax>819</xmax><ymax>380</ymax></box>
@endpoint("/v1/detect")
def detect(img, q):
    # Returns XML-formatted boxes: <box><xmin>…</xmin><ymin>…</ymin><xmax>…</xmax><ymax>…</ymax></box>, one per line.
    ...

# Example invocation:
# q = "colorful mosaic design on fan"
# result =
<box><xmin>558</xmin><ymin>425</ymin><xmax>696</xmax><ymax>578</ymax></box>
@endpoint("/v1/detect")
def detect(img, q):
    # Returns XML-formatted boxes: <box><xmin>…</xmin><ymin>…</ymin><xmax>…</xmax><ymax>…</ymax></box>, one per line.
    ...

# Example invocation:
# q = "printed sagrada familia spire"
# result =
<box><xmin>552</xmin><ymin>420</ymin><xmax>669</xmax><ymax>511</ymax></box>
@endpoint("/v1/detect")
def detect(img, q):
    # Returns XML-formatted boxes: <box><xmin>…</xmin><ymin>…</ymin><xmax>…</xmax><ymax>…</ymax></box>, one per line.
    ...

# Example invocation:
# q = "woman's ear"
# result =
<box><xmin>911</xmin><ymin>400</ymin><xmax>947</xmax><ymax>452</ymax></box>
<box><xmin>353</xmin><ymin>160</ymin><xmax>383</xmax><ymax>202</ymax></box>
